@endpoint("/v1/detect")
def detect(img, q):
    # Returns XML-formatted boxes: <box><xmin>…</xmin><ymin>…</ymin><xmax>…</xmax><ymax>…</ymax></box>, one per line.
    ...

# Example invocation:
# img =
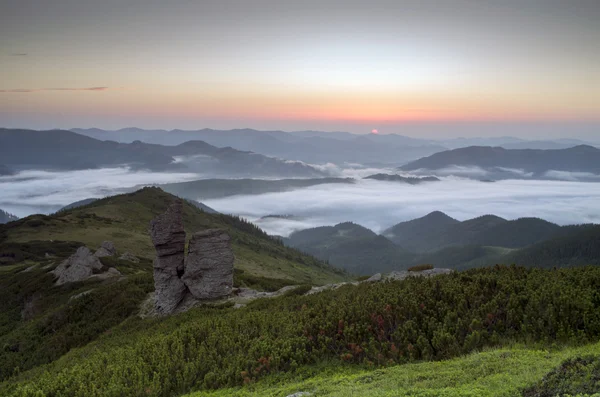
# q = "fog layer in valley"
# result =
<box><xmin>2</xmin><ymin>166</ymin><xmax>600</xmax><ymax>237</ymax></box>
<box><xmin>0</xmin><ymin>167</ymin><xmax>200</xmax><ymax>217</ymax></box>
<box><xmin>203</xmin><ymin>179</ymin><xmax>600</xmax><ymax>236</ymax></box>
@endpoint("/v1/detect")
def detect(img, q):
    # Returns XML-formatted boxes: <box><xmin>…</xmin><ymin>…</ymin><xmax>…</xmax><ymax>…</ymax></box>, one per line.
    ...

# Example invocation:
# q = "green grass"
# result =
<box><xmin>192</xmin><ymin>342</ymin><xmax>600</xmax><ymax>397</ymax></box>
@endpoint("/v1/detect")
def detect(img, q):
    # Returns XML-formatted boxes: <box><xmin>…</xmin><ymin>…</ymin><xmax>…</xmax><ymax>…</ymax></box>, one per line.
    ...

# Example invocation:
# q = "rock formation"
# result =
<box><xmin>149</xmin><ymin>200</ymin><xmax>188</xmax><ymax>315</ymax></box>
<box><xmin>183</xmin><ymin>229</ymin><xmax>234</xmax><ymax>299</ymax></box>
<box><xmin>149</xmin><ymin>201</ymin><xmax>235</xmax><ymax>315</ymax></box>
<box><xmin>52</xmin><ymin>246</ymin><xmax>121</xmax><ymax>285</ymax></box>
<box><xmin>94</xmin><ymin>241</ymin><xmax>116</xmax><ymax>257</ymax></box>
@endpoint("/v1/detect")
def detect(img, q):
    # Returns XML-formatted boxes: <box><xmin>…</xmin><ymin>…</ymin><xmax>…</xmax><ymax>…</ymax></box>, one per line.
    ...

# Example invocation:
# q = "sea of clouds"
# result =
<box><xmin>0</xmin><ymin>167</ymin><xmax>200</xmax><ymax>217</ymax></box>
<box><xmin>204</xmin><ymin>178</ymin><xmax>600</xmax><ymax>236</ymax></box>
<box><xmin>2</xmin><ymin>167</ymin><xmax>600</xmax><ymax>238</ymax></box>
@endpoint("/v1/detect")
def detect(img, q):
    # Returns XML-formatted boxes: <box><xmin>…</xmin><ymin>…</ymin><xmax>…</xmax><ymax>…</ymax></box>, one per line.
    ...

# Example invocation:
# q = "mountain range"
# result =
<box><xmin>400</xmin><ymin>145</ymin><xmax>600</xmax><ymax>180</ymax></box>
<box><xmin>71</xmin><ymin>127</ymin><xmax>599</xmax><ymax>167</ymax></box>
<box><xmin>285</xmin><ymin>212</ymin><xmax>599</xmax><ymax>274</ymax></box>
<box><xmin>0</xmin><ymin>128</ymin><xmax>323</xmax><ymax>177</ymax></box>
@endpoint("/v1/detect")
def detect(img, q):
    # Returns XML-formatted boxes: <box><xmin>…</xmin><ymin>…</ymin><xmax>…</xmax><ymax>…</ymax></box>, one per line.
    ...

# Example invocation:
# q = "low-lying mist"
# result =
<box><xmin>0</xmin><ymin>167</ymin><xmax>200</xmax><ymax>217</ymax></box>
<box><xmin>203</xmin><ymin>178</ymin><xmax>600</xmax><ymax>236</ymax></box>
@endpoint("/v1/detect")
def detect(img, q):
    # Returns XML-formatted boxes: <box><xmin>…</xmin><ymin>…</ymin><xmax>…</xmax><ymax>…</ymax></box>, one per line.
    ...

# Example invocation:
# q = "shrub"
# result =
<box><xmin>408</xmin><ymin>264</ymin><xmax>434</xmax><ymax>272</ymax></box>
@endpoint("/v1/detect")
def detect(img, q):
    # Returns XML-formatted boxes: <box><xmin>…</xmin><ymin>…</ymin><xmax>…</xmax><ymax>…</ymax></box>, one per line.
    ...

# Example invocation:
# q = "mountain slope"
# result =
<box><xmin>0</xmin><ymin>128</ymin><xmax>323</xmax><ymax>177</ymax></box>
<box><xmin>383</xmin><ymin>211</ymin><xmax>460</xmax><ymax>251</ymax></box>
<box><xmin>506</xmin><ymin>224</ymin><xmax>600</xmax><ymax>267</ymax></box>
<box><xmin>400</xmin><ymin>145</ymin><xmax>600</xmax><ymax>179</ymax></box>
<box><xmin>0</xmin><ymin>187</ymin><xmax>347</xmax><ymax>284</ymax></box>
<box><xmin>0</xmin><ymin>187</ymin><xmax>349</xmax><ymax>382</ymax></box>
<box><xmin>286</xmin><ymin>222</ymin><xmax>414</xmax><ymax>274</ymax></box>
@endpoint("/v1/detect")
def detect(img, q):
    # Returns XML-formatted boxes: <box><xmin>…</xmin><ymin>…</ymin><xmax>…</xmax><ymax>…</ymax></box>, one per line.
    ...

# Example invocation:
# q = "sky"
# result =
<box><xmin>1</xmin><ymin>0</ymin><xmax>599</xmax><ymax>138</ymax></box>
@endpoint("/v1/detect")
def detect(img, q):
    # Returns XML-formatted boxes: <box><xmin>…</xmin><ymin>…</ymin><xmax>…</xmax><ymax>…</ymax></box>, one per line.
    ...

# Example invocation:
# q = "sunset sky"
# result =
<box><xmin>1</xmin><ymin>0</ymin><xmax>599</xmax><ymax>138</ymax></box>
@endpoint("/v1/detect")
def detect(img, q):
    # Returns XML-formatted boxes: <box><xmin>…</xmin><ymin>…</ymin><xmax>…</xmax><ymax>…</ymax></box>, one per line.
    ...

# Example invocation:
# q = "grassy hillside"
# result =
<box><xmin>0</xmin><ymin>187</ymin><xmax>349</xmax><ymax>383</ymax></box>
<box><xmin>195</xmin><ymin>342</ymin><xmax>600</xmax><ymax>397</ymax></box>
<box><xmin>3</xmin><ymin>265</ymin><xmax>600</xmax><ymax>396</ymax></box>
<box><xmin>0</xmin><ymin>187</ymin><xmax>348</xmax><ymax>284</ymax></box>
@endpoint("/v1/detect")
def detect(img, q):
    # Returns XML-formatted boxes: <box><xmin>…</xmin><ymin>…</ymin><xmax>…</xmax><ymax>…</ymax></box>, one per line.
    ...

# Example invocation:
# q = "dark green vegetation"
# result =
<box><xmin>523</xmin><ymin>355</ymin><xmax>600</xmax><ymax>396</ymax></box>
<box><xmin>2</xmin><ymin>265</ymin><xmax>600</xmax><ymax>396</ymax></box>
<box><xmin>159</xmin><ymin>177</ymin><xmax>354</xmax><ymax>200</ymax></box>
<box><xmin>399</xmin><ymin>144</ymin><xmax>600</xmax><ymax>179</ymax></box>
<box><xmin>0</xmin><ymin>209</ymin><xmax>18</xmax><ymax>224</ymax></box>
<box><xmin>0</xmin><ymin>128</ymin><xmax>323</xmax><ymax>177</ymax></box>
<box><xmin>286</xmin><ymin>222</ymin><xmax>414</xmax><ymax>274</ymax></box>
<box><xmin>286</xmin><ymin>214</ymin><xmax>599</xmax><ymax>274</ymax></box>
<box><xmin>364</xmin><ymin>173</ymin><xmax>440</xmax><ymax>183</ymax></box>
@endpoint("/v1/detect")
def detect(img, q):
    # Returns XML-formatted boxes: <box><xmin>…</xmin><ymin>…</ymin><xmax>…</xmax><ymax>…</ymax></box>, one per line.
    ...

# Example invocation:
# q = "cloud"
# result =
<box><xmin>203</xmin><ymin>178</ymin><xmax>600</xmax><ymax>236</ymax></box>
<box><xmin>0</xmin><ymin>167</ymin><xmax>201</xmax><ymax>217</ymax></box>
<box><xmin>409</xmin><ymin>165</ymin><xmax>490</xmax><ymax>178</ymax></box>
<box><xmin>544</xmin><ymin>170</ymin><xmax>600</xmax><ymax>181</ymax></box>
<box><xmin>2</xmin><ymin>166</ymin><xmax>600</xmax><ymax>239</ymax></box>
<box><xmin>0</xmin><ymin>87</ymin><xmax>110</xmax><ymax>93</ymax></box>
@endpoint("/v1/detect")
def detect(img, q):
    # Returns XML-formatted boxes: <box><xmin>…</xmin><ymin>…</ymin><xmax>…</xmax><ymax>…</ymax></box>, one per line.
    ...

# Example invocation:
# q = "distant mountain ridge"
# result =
<box><xmin>383</xmin><ymin>211</ymin><xmax>565</xmax><ymax>252</ymax></box>
<box><xmin>400</xmin><ymin>145</ymin><xmax>600</xmax><ymax>179</ymax></box>
<box><xmin>286</xmin><ymin>213</ymin><xmax>599</xmax><ymax>274</ymax></box>
<box><xmin>71</xmin><ymin>127</ymin><xmax>599</xmax><ymax>167</ymax></box>
<box><xmin>0</xmin><ymin>128</ymin><xmax>323</xmax><ymax>177</ymax></box>
<box><xmin>71</xmin><ymin>127</ymin><xmax>448</xmax><ymax>166</ymax></box>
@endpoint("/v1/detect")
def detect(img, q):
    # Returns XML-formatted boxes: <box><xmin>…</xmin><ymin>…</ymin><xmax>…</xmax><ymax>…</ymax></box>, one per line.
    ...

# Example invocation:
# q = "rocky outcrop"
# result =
<box><xmin>149</xmin><ymin>201</ymin><xmax>235</xmax><ymax>315</ymax></box>
<box><xmin>366</xmin><ymin>268</ymin><xmax>453</xmax><ymax>282</ymax></box>
<box><xmin>149</xmin><ymin>200</ymin><xmax>188</xmax><ymax>315</ymax></box>
<box><xmin>51</xmin><ymin>246</ymin><xmax>121</xmax><ymax>285</ymax></box>
<box><xmin>94</xmin><ymin>241</ymin><xmax>116</xmax><ymax>257</ymax></box>
<box><xmin>183</xmin><ymin>229</ymin><xmax>234</xmax><ymax>299</ymax></box>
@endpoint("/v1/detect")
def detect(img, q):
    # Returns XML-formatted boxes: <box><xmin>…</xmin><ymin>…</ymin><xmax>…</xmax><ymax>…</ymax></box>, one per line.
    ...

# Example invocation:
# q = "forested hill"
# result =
<box><xmin>383</xmin><ymin>212</ymin><xmax>564</xmax><ymax>252</ymax></box>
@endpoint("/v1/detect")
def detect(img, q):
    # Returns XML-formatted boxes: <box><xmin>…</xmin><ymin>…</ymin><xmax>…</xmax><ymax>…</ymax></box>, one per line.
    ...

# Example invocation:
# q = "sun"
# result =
<box><xmin>371</xmin><ymin>129</ymin><xmax>379</xmax><ymax>134</ymax></box>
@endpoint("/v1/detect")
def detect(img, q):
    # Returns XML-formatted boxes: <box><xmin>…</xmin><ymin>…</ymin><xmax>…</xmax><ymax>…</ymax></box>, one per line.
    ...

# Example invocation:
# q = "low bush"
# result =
<box><xmin>408</xmin><ymin>264</ymin><xmax>434</xmax><ymax>272</ymax></box>
<box><xmin>4</xmin><ymin>265</ymin><xmax>600</xmax><ymax>396</ymax></box>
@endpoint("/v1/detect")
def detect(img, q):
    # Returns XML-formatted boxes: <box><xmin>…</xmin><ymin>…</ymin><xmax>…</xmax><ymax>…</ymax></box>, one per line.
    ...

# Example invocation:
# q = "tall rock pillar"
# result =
<box><xmin>149</xmin><ymin>200</ymin><xmax>188</xmax><ymax>314</ymax></box>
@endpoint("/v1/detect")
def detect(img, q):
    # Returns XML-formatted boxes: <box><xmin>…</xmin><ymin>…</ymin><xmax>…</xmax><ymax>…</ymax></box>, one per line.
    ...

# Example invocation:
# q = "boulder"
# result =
<box><xmin>94</xmin><ymin>241</ymin><xmax>117</xmax><ymax>257</ymax></box>
<box><xmin>149</xmin><ymin>200</ymin><xmax>188</xmax><ymax>314</ymax></box>
<box><xmin>183</xmin><ymin>229</ymin><xmax>234</xmax><ymax>300</ymax></box>
<box><xmin>52</xmin><ymin>246</ymin><xmax>105</xmax><ymax>285</ymax></box>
